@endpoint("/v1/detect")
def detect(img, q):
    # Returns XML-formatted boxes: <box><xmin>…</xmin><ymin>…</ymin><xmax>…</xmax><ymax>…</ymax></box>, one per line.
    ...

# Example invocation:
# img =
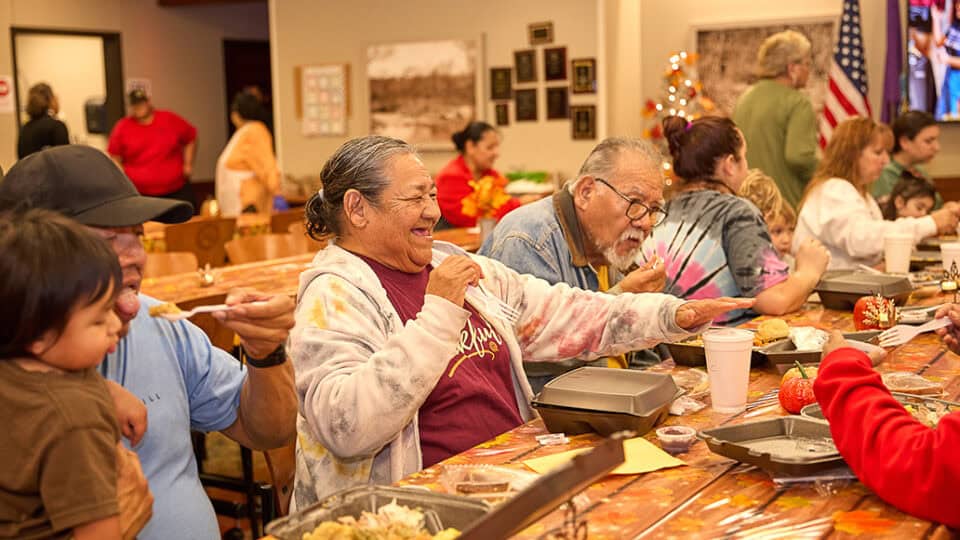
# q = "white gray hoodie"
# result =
<box><xmin>289</xmin><ymin>241</ymin><xmax>698</xmax><ymax>509</ymax></box>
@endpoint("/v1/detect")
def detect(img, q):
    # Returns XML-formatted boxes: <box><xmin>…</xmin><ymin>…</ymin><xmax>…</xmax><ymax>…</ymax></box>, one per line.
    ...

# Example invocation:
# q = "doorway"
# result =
<box><xmin>11</xmin><ymin>28</ymin><xmax>124</xmax><ymax>152</ymax></box>
<box><xmin>222</xmin><ymin>39</ymin><xmax>272</xmax><ymax>139</ymax></box>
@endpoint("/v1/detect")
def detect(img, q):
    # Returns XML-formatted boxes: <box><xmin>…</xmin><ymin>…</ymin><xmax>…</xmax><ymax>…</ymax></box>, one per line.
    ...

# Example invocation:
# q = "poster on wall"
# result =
<box><xmin>695</xmin><ymin>20</ymin><xmax>834</xmax><ymax>117</ymax></box>
<box><xmin>298</xmin><ymin>64</ymin><xmax>349</xmax><ymax>137</ymax></box>
<box><xmin>367</xmin><ymin>39</ymin><xmax>476</xmax><ymax>148</ymax></box>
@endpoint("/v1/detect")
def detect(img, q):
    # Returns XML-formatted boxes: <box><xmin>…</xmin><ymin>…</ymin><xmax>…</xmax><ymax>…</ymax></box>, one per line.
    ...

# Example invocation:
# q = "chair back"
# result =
<box><xmin>225</xmin><ymin>233</ymin><xmax>301</xmax><ymax>264</ymax></box>
<box><xmin>143</xmin><ymin>251</ymin><xmax>199</xmax><ymax>279</ymax></box>
<box><xmin>164</xmin><ymin>216</ymin><xmax>237</xmax><ymax>268</ymax></box>
<box><xmin>270</xmin><ymin>207</ymin><xmax>306</xmax><ymax>234</ymax></box>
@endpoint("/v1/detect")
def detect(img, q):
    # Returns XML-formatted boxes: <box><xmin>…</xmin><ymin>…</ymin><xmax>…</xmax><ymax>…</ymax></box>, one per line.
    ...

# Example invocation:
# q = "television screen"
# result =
<box><xmin>906</xmin><ymin>0</ymin><xmax>960</xmax><ymax>121</ymax></box>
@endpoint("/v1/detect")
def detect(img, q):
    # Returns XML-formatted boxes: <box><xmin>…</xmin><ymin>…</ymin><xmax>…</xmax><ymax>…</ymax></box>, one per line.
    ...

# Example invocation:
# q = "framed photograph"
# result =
<box><xmin>571</xmin><ymin>58</ymin><xmax>596</xmax><ymax>94</ymax></box>
<box><xmin>544</xmin><ymin>47</ymin><xmax>567</xmax><ymax>81</ymax></box>
<box><xmin>367</xmin><ymin>39</ymin><xmax>476</xmax><ymax>148</ymax></box>
<box><xmin>296</xmin><ymin>64</ymin><xmax>350</xmax><ymax>136</ymax></box>
<box><xmin>694</xmin><ymin>18</ymin><xmax>834</xmax><ymax>117</ymax></box>
<box><xmin>515</xmin><ymin>89</ymin><xmax>537</xmax><ymax>122</ymax></box>
<box><xmin>546</xmin><ymin>87</ymin><xmax>568</xmax><ymax>119</ymax></box>
<box><xmin>495</xmin><ymin>103</ymin><xmax>509</xmax><ymax>126</ymax></box>
<box><xmin>490</xmin><ymin>67</ymin><xmax>512</xmax><ymax>100</ymax></box>
<box><xmin>528</xmin><ymin>21</ymin><xmax>554</xmax><ymax>45</ymax></box>
<box><xmin>570</xmin><ymin>105</ymin><xmax>596</xmax><ymax>139</ymax></box>
<box><xmin>514</xmin><ymin>50</ymin><xmax>536</xmax><ymax>83</ymax></box>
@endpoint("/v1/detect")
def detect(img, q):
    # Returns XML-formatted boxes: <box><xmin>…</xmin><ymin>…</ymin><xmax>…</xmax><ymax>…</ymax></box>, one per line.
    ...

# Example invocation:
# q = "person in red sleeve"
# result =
<box><xmin>435</xmin><ymin>121</ymin><xmax>520</xmax><ymax>228</ymax></box>
<box><xmin>108</xmin><ymin>89</ymin><xmax>198</xmax><ymax>209</ymax></box>
<box><xmin>815</xmin><ymin>316</ymin><xmax>960</xmax><ymax>529</ymax></box>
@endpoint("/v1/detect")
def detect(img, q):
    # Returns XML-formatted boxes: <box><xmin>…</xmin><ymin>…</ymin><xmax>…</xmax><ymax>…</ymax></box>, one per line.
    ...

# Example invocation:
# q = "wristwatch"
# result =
<box><xmin>241</xmin><ymin>344</ymin><xmax>287</xmax><ymax>368</ymax></box>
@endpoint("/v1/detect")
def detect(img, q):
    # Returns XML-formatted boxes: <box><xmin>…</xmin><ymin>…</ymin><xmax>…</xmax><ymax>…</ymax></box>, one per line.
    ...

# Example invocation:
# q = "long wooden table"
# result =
<box><xmin>393</xmin><ymin>301</ymin><xmax>958</xmax><ymax>539</ymax></box>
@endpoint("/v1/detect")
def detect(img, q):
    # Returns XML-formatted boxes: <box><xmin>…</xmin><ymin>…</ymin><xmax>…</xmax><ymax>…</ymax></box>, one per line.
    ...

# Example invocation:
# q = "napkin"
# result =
<box><xmin>522</xmin><ymin>436</ymin><xmax>686</xmax><ymax>475</ymax></box>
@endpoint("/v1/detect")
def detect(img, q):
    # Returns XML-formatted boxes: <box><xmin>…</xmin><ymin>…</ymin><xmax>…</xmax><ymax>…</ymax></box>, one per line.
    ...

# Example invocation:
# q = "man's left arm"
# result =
<box><xmin>214</xmin><ymin>289</ymin><xmax>297</xmax><ymax>450</ymax></box>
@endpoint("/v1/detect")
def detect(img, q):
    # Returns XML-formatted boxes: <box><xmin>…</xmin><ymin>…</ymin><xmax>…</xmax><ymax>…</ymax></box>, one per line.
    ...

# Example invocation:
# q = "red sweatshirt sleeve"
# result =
<box><xmin>813</xmin><ymin>347</ymin><xmax>960</xmax><ymax>527</ymax></box>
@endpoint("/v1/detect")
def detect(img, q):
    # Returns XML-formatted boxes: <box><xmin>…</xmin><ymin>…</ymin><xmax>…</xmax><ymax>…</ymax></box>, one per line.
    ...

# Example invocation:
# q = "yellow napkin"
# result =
<box><xmin>522</xmin><ymin>436</ymin><xmax>686</xmax><ymax>475</ymax></box>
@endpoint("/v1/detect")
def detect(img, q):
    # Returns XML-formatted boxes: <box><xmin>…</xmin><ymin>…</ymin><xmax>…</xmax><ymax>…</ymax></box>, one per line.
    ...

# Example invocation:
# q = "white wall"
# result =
<box><xmin>269</xmin><ymin>0</ymin><xmax>602</xmax><ymax>183</ymax></box>
<box><xmin>15</xmin><ymin>33</ymin><xmax>108</xmax><ymax>150</ymax></box>
<box><xmin>0</xmin><ymin>0</ymin><xmax>269</xmax><ymax>177</ymax></box>
<box><xmin>637</xmin><ymin>0</ymin><xmax>960</xmax><ymax>178</ymax></box>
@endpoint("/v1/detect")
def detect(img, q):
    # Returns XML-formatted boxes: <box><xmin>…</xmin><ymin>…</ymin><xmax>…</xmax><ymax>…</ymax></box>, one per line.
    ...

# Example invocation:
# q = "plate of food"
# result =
<box><xmin>438</xmin><ymin>465</ymin><xmax>538</xmax><ymax>505</ymax></box>
<box><xmin>754</xmin><ymin>327</ymin><xmax>883</xmax><ymax>374</ymax></box>
<box><xmin>802</xmin><ymin>392</ymin><xmax>958</xmax><ymax>427</ymax></box>
<box><xmin>666</xmin><ymin>319</ymin><xmax>789</xmax><ymax>367</ymax></box>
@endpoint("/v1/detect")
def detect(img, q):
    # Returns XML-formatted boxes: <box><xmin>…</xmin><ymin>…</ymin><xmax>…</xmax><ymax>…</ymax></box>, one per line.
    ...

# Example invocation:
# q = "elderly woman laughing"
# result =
<box><xmin>289</xmin><ymin>135</ymin><xmax>752</xmax><ymax>508</ymax></box>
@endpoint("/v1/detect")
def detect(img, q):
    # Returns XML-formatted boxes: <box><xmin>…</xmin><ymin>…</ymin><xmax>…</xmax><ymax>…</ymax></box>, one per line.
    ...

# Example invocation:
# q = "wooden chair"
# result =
<box><xmin>143</xmin><ymin>252</ymin><xmax>199</xmax><ymax>279</ymax></box>
<box><xmin>225</xmin><ymin>234</ymin><xmax>300</xmax><ymax>264</ymax></box>
<box><xmin>287</xmin><ymin>222</ymin><xmax>327</xmax><ymax>254</ymax></box>
<box><xmin>270</xmin><ymin>207</ymin><xmax>306</xmax><ymax>235</ymax></box>
<box><xmin>164</xmin><ymin>216</ymin><xmax>237</xmax><ymax>268</ymax></box>
<box><xmin>263</xmin><ymin>443</ymin><xmax>297</xmax><ymax>517</ymax></box>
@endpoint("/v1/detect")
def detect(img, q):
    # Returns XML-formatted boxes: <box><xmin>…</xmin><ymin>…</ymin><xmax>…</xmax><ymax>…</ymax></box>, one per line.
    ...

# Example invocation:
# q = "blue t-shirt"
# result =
<box><xmin>98</xmin><ymin>295</ymin><xmax>246</xmax><ymax>539</ymax></box>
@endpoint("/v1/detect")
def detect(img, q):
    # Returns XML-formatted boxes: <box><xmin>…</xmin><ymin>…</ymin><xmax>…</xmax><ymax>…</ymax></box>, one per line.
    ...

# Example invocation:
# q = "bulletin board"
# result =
<box><xmin>295</xmin><ymin>64</ymin><xmax>349</xmax><ymax>136</ymax></box>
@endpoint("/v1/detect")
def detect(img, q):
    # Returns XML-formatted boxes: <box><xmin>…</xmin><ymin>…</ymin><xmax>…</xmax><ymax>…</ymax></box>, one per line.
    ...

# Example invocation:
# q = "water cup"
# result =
<box><xmin>883</xmin><ymin>232</ymin><xmax>913</xmax><ymax>274</ymax></box>
<box><xmin>941</xmin><ymin>242</ymin><xmax>960</xmax><ymax>274</ymax></box>
<box><xmin>701</xmin><ymin>328</ymin><xmax>754</xmax><ymax>414</ymax></box>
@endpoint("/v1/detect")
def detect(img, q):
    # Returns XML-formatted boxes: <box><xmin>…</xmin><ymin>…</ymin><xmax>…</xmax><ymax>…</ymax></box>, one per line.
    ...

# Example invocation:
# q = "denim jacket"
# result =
<box><xmin>478</xmin><ymin>190</ymin><xmax>630</xmax><ymax>377</ymax></box>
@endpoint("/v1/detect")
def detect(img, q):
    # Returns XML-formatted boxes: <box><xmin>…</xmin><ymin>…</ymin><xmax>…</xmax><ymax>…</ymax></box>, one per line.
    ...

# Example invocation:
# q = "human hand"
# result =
<box><xmin>116</xmin><ymin>443</ymin><xmax>153</xmax><ymax>540</ymax></box>
<box><xmin>183</xmin><ymin>163</ymin><xmax>193</xmax><ymax>179</ymax></box>
<box><xmin>935</xmin><ymin>304</ymin><xmax>960</xmax><ymax>354</ymax></box>
<box><xmin>620</xmin><ymin>255</ymin><xmax>666</xmax><ymax>293</ymax></box>
<box><xmin>821</xmin><ymin>330</ymin><xmax>850</xmax><ymax>360</ymax></box>
<box><xmin>931</xmin><ymin>205</ymin><xmax>960</xmax><ymax>234</ymax></box>
<box><xmin>425</xmin><ymin>255</ymin><xmax>484</xmax><ymax>307</ymax></box>
<box><xmin>795</xmin><ymin>239</ymin><xmax>830</xmax><ymax>278</ymax></box>
<box><xmin>214</xmin><ymin>289</ymin><xmax>295</xmax><ymax>359</ymax></box>
<box><xmin>674</xmin><ymin>297</ymin><xmax>756</xmax><ymax>329</ymax></box>
<box><xmin>105</xmin><ymin>380</ymin><xmax>147</xmax><ymax>447</ymax></box>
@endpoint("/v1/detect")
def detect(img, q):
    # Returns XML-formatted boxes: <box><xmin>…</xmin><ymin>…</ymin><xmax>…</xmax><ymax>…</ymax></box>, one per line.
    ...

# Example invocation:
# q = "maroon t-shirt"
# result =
<box><xmin>358</xmin><ymin>255</ymin><xmax>523</xmax><ymax>468</ymax></box>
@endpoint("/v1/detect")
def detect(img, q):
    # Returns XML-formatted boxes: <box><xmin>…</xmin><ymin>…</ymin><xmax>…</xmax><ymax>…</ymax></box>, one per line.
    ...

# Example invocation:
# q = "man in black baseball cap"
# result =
<box><xmin>0</xmin><ymin>144</ymin><xmax>193</xmax><ymax>226</ymax></box>
<box><xmin>0</xmin><ymin>145</ymin><xmax>297</xmax><ymax>539</ymax></box>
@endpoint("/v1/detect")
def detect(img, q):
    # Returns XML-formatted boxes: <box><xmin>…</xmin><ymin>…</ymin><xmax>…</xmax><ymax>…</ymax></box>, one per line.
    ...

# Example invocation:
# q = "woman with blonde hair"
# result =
<box><xmin>733</xmin><ymin>30</ymin><xmax>818</xmax><ymax>208</ymax></box>
<box><xmin>793</xmin><ymin>117</ymin><xmax>959</xmax><ymax>270</ymax></box>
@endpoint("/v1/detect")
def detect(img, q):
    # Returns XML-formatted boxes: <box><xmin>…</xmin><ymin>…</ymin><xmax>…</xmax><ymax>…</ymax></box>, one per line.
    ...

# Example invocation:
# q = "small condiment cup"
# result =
<box><xmin>655</xmin><ymin>425</ymin><xmax>697</xmax><ymax>454</ymax></box>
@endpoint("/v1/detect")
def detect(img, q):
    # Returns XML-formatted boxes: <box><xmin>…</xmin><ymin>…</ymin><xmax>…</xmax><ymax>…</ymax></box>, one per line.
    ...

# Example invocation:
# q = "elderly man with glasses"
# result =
<box><xmin>479</xmin><ymin>137</ymin><xmax>671</xmax><ymax>391</ymax></box>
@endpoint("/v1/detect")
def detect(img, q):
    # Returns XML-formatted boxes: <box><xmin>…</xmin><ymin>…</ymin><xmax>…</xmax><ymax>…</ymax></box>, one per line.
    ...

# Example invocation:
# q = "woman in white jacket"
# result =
<box><xmin>288</xmin><ymin>136</ymin><xmax>751</xmax><ymax>508</ymax></box>
<box><xmin>793</xmin><ymin>117</ymin><xmax>959</xmax><ymax>270</ymax></box>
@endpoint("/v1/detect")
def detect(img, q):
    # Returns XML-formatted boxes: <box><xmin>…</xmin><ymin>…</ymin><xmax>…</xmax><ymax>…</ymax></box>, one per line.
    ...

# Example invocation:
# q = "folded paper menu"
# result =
<box><xmin>522</xmin><ymin>436</ymin><xmax>685</xmax><ymax>475</ymax></box>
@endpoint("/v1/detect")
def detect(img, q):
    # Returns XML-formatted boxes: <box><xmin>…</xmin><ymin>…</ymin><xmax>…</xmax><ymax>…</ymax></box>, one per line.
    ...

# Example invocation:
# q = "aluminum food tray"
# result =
<box><xmin>264</xmin><ymin>486</ymin><xmax>490</xmax><ymax>539</ymax></box>
<box><xmin>802</xmin><ymin>393</ymin><xmax>960</xmax><ymax>422</ymax></box>
<box><xmin>698</xmin><ymin>416</ymin><xmax>845</xmax><ymax>476</ymax></box>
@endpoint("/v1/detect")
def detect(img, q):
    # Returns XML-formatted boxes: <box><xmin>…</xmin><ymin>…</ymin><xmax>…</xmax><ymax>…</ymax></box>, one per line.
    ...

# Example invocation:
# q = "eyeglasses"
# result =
<box><xmin>594</xmin><ymin>178</ymin><xmax>668</xmax><ymax>226</ymax></box>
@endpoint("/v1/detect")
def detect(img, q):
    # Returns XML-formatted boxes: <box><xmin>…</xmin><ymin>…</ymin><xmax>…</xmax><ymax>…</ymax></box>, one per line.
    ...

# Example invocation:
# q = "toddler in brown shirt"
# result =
<box><xmin>0</xmin><ymin>209</ymin><xmax>143</xmax><ymax>539</ymax></box>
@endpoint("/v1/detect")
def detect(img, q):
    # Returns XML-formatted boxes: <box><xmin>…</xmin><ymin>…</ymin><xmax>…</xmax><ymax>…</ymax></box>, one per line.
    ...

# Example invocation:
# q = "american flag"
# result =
<box><xmin>818</xmin><ymin>0</ymin><xmax>872</xmax><ymax>148</ymax></box>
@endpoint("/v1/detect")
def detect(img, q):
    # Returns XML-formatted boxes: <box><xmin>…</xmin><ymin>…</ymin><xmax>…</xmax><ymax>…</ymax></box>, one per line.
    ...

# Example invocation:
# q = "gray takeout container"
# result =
<box><xmin>531</xmin><ymin>367</ymin><xmax>679</xmax><ymax>436</ymax></box>
<box><xmin>754</xmin><ymin>330</ymin><xmax>880</xmax><ymax>374</ymax></box>
<box><xmin>264</xmin><ymin>485</ymin><xmax>490</xmax><ymax>539</ymax></box>
<box><xmin>698</xmin><ymin>416</ymin><xmax>845</xmax><ymax>476</ymax></box>
<box><xmin>814</xmin><ymin>271</ymin><xmax>912</xmax><ymax>310</ymax></box>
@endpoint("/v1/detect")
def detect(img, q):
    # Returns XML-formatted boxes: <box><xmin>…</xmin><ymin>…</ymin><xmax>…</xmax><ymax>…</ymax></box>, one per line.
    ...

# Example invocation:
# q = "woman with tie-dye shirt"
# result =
<box><xmin>641</xmin><ymin>116</ymin><xmax>830</xmax><ymax>325</ymax></box>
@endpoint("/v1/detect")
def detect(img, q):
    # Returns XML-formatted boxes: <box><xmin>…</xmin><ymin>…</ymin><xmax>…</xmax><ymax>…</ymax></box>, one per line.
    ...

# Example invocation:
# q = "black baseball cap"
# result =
<box><xmin>0</xmin><ymin>146</ymin><xmax>193</xmax><ymax>227</ymax></box>
<box><xmin>128</xmin><ymin>88</ymin><xmax>149</xmax><ymax>105</ymax></box>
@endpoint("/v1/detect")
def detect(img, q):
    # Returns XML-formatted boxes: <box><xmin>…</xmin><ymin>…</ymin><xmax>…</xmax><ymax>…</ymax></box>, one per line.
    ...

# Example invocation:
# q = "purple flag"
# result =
<box><xmin>881</xmin><ymin>0</ymin><xmax>903</xmax><ymax>123</ymax></box>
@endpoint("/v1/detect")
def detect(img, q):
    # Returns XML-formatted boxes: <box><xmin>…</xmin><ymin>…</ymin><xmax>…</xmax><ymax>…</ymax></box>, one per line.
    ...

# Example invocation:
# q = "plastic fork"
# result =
<box><xmin>431</xmin><ymin>252</ymin><xmax>520</xmax><ymax>324</ymax></box>
<box><xmin>153</xmin><ymin>303</ymin><xmax>235</xmax><ymax>321</ymax></box>
<box><xmin>877</xmin><ymin>317</ymin><xmax>953</xmax><ymax>347</ymax></box>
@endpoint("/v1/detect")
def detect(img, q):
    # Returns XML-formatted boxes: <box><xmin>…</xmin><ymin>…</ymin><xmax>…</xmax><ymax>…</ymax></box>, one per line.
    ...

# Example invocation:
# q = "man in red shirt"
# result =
<box><xmin>108</xmin><ymin>90</ymin><xmax>197</xmax><ymax>208</ymax></box>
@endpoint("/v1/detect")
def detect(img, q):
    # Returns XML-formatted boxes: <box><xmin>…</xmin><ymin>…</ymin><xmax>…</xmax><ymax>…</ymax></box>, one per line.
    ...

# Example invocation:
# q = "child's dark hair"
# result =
<box><xmin>880</xmin><ymin>174</ymin><xmax>938</xmax><ymax>220</ymax></box>
<box><xmin>451</xmin><ymin>121</ymin><xmax>495</xmax><ymax>153</ymax></box>
<box><xmin>0</xmin><ymin>209</ymin><xmax>122</xmax><ymax>359</ymax></box>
